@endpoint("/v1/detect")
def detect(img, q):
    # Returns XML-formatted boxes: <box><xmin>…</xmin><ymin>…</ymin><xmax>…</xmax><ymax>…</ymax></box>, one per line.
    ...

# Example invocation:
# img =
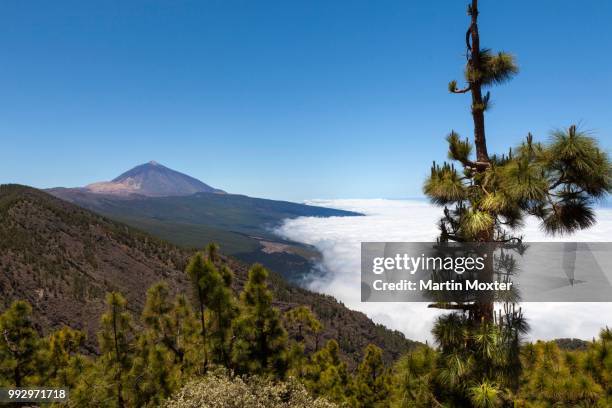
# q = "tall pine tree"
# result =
<box><xmin>231</xmin><ymin>264</ymin><xmax>288</xmax><ymax>376</ymax></box>
<box><xmin>0</xmin><ymin>301</ymin><xmax>41</xmax><ymax>387</ymax></box>
<box><xmin>96</xmin><ymin>292</ymin><xmax>134</xmax><ymax>408</ymax></box>
<box><xmin>354</xmin><ymin>344</ymin><xmax>389</xmax><ymax>408</ymax></box>
<box><xmin>40</xmin><ymin>326</ymin><xmax>87</xmax><ymax>388</ymax></box>
<box><xmin>207</xmin><ymin>264</ymin><xmax>238</xmax><ymax>367</ymax></box>
<box><xmin>185</xmin><ymin>251</ymin><xmax>220</xmax><ymax>372</ymax></box>
<box><xmin>424</xmin><ymin>0</ymin><xmax>611</xmax><ymax>404</ymax></box>
<box><xmin>130</xmin><ymin>282</ymin><xmax>185</xmax><ymax>406</ymax></box>
<box><xmin>303</xmin><ymin>339</ymin><xmax>354</xmax><ymax>405</ymax></box>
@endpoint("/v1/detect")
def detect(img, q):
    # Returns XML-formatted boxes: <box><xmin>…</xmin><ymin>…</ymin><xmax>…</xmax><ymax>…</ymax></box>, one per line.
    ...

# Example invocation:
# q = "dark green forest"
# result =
<box><xmin>1</xmin><ymin>245</ymin><xmax>611</xmax><ymax>407</ymax></box>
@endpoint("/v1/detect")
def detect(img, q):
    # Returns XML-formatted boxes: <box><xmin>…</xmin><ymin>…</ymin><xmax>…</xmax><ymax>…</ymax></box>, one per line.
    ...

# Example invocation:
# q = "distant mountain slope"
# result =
<box><xmin>50</xmin><ymin>190</ymin><xmax>359</xmax><ymax>238</ymax></box>
<box><xmin>83</xmin><ymin>161</ymin><xmax>225</xmax><ymax>196</ymax></box>
<box><xmin>48</xmin><ymin>188</ymin><xmax>361</xmax><ymax>282</ymax></box>
<box><xmin>0</xmin><ymin>185</ymin><xmax>416</xmax><ymax>366</ymax></box>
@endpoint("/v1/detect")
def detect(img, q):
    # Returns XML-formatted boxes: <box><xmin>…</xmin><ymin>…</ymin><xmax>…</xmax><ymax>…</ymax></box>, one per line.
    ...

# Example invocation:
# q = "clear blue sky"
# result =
<box><xmin>2</xmin><ymin>1</ymin><xmax>611</xmax><ymax>201</ymax></box>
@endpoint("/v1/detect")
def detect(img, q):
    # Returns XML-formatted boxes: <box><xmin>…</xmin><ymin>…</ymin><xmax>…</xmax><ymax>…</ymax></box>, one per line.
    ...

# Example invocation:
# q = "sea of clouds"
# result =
<box><xmin>274</xmin><ymin>199</ymin><xmax>612</xmax><ymax>343</ymax></box>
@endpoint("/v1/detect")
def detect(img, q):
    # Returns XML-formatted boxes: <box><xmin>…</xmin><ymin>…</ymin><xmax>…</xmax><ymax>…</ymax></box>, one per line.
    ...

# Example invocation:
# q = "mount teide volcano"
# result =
<box><xmin>82</xmin><ymin>161</ymin><xmax>225</xmax><ymax>197</ymax></box>
<box><xmin>48</xmin><ymin>162</ymin><xmax>361</xmax><ymax>282</ymax></box>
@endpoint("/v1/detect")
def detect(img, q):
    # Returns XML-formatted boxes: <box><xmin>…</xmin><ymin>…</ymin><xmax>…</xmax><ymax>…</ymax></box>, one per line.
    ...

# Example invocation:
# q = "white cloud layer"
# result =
<box><xmin>275</xmin><ymin>199</ymin><xmax>612</xmax><ymax>343</ymax></box>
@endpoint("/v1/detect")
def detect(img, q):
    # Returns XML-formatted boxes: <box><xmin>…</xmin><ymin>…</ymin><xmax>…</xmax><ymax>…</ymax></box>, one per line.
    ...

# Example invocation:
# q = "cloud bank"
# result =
<box><xmin>275</xmin><ymin>199</ymin><xmax>612</xmax><ymax>343</ymax></box>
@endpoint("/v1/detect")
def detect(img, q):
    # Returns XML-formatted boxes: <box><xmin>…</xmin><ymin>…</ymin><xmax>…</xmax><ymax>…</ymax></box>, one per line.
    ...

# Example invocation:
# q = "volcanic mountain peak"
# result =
<box><xmin>85</xmin><ymin>161</ymin><xmax>225</xmax><ymax>197</ymax></box>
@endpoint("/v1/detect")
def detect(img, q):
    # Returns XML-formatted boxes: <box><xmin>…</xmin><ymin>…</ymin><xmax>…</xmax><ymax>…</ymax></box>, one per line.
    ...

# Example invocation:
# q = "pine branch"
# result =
<box><xmin>449</xmin><ymin>81</ymin><xmax>471</xmax><ymax>94</ymax></box>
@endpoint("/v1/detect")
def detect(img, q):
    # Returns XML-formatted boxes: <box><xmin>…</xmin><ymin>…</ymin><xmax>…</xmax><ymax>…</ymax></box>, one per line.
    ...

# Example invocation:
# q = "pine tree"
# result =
<box><xmin>186</xmin><ymin>250</ymin><xmax>238</xmax><ymax>370</ymax></box>
<box><xmin>129</xmin><ymin>282</ymin><xmax>185</xmax><ymax>406</ymax></box>
<box><xmin>426</xmin><ymin>0</ymin><xmax>611</xmax><ymax>290</ymax></box>
<box><xmin>219</xmin><ymin>264</ymin><xmax>234</xmax><ymax>288</ymax></box>
<box><xmin>424</xmin><ymin>0</ymin><xmax>611</xmax><ymax>404</ymax></box>
<box><xmin>517</xmin><ymin>339</ymin><xmax>606</xmax><ymax>405</ymax></box>
<box><xmin>354</xmin><ymin>344</ymin><xmax>389</xmax><ymax>408</ymax></box>
<box><xmin>286</xmin><ymin>306</ymin><xmax>324</xmax><ymax>377</ymax></box>
<box><xmin>390</xmin><ymin>346</ymin><xmax>438</xmax><ymax>408</ymax></box>
<box><xmin>207</xmin><ymin>264</ymin><xmax>239</xmax><ymax>367</ymax></box>
<box><xmin>206</xmin><ymin>242</ymin><xmax>220</xmax><ymax>263</ymax></box>
<box><xmin>96</xmin><ymin>292</ymin><xmax>134</xmax><ymax>408</ymax></box>
<box><xmin>40</xmin><ymin>326</ymin><xmax>87</xmax><ymax>388</ymax></box>
<box><xmin>591</xmin><ymin>327</ymin><xmax>611</xmax><ymax>391</ymax></box>
<box><xmin>170</xmin><ymin>294</ymin><xmax>202</xmax><ymax>374</ymax></box>
<box><xmin>285</xmin><ymin>306</ymin><xmax>323</xmax><ymax>345</ymax></box>
<box><xmin>303</xmin><ymin>339</ymin><xmax>354</xmax><ymax>405</ymax></box>
<box><xmin>231</xmin><ymin>264</ymin><xmax>288</xmax><ymax>376</ymax></box>
<box><xmin>0</xmin><ymin>300</ymin><xmax>42</xmax><ymax>387</ymax></box>
<box><xmin>130</xmin><ymin>337</ymin><xmax>179</xmax><ymax>407</ymax></box>
<box><xmin>141</xmin><ymin>282</ymin><xmax>197</xmax><ymax>366</ymax></box>
<box><xmin>185</xmin><ymin>251</ymin><xmax>221</xmax><ymax>371</ymax></box>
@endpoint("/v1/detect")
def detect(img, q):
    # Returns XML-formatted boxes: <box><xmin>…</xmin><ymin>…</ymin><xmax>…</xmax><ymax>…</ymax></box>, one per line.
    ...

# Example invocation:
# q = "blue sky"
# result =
<box><xmin>2</xmin><ymin>0</ymin><xmax>611</xmax><ymax>201</ymax></box>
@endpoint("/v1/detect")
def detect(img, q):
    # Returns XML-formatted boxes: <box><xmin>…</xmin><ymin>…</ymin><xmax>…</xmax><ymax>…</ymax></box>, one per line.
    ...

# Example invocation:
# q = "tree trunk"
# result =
<box><xmin>112</xmin><ymin>305</ymin><xmax>125</xmax><ymax>408</ymax></box>
<box><xmin>468</xmin><ymin>0</ymin><xmax>489</xmax><ymax>164</ymax></box>
<box><xmin>473</xmin><ymin>244</ymin><xmax>495</xmax><ymax>322</ymax></box>
<box><xmin>14</xmin><ymin>365</ymin><xmax>21</xmax><ymax>388</ymax></box>
<box><xmin>198</xmin><ymin>297</ymin><xmax>209</xmax><ymax>372</ymax></box>
<box><xmin>470</xmin><ymin>0</ymin><xmax>493</xmax><ymax>323</ymax></box>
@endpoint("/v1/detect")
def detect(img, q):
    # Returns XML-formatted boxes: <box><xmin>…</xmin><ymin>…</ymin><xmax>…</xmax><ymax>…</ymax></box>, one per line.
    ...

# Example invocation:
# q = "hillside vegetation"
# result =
<box><xmin>0</xmin><ymin>184</ymin><xmax>414</xmax><ymax>365</ymax></box>
<box><xmin>1</xmin><ymin>259</ymin><xmax>610</xmax><ymax>407</ymax></box>
<box><xmin>48</xmin><ymin>187</ymin><xmax>361</xmax><ymax>281</ymax></box>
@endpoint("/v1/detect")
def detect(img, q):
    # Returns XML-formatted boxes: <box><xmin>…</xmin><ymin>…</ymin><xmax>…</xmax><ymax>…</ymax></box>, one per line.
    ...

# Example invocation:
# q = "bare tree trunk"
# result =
<box><xmin>468</xmin><ymin>0</ymin><xmax>489</xmax><ymax>164</ymax></box>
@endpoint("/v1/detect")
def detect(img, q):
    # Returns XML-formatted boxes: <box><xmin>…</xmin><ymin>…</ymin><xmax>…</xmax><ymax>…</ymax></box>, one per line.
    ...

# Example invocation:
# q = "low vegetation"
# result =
<box><xmin>164</xmin><ymin>369</ymin><xmax>336</xmax><ymax>408</ymax></box>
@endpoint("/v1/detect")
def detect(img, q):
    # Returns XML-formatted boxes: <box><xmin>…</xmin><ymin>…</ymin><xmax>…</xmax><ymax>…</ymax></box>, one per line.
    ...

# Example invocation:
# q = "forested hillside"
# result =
<box><xmin>48</xmin><ymin>186</ymin><xmax>361</xmax><ymax>281</ymax></box>
<box><xmin>0</xmin><ymin>184</ymin><xmax>415</xmax><ymax>365</ymax></box>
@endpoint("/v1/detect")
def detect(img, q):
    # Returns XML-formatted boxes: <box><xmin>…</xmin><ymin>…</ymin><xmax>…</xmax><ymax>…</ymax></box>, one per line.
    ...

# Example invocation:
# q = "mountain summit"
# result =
<box><xmin>85</xmin><ymin>161</ymin><xmax>225</xmax><ymax>196</ymax></box>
